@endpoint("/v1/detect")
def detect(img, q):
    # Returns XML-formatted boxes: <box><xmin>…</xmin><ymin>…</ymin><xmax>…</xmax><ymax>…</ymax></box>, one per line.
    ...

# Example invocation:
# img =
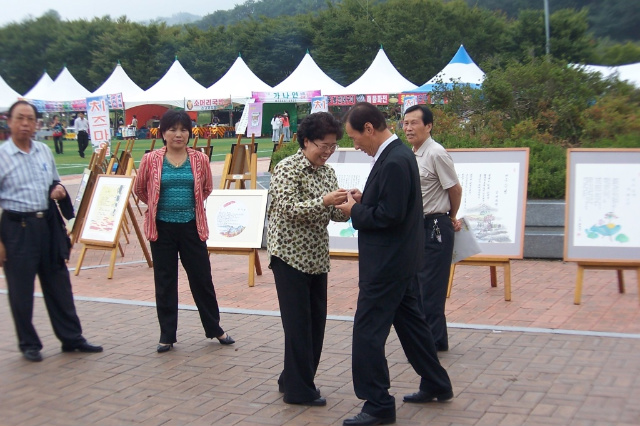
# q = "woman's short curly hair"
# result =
<box><xmin>297</xmin><ymin>112</ymin><xmax>343</xmax><ymax>149</ymax></box>
<box><xmin>159</xmin><ymin>109</ymin><xmax>192</xmax><ymax>145</ymax></box>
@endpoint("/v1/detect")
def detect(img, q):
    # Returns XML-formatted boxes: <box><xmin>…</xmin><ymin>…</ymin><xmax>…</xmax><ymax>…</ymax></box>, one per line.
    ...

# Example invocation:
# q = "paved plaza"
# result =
<box><xmin>1</xmin><ymin>158</ymin><xmax>639</xmax><ymax>426</ymax></box>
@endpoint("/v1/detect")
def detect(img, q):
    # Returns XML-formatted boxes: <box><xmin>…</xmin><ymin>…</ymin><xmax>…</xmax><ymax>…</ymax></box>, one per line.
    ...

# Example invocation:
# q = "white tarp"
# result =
<box><xmin>333</xmin><ymin>47</ymin><xmax>416</xmax><ymax>95</ymax></box>
<box><xmin>273</xmin><ymin>51</ymin><xmax>344</xmax><ymax>95</ymax></box>
<box><xmin>0</xmin><ymin>75</ymin><xmax>21</xmax><ymax>111</ymax></box>
<box><xmin>125</xmin><ymin>58</ymin><xmax>207</xmax><ymax>108</ymax></box>
<box><xmin>409</xmin><ymin>45</ymin><xmax>485</xmax><ymax>93</ymax></box>
<box><xmin>28</xmin><ymin>67</ymin><xmax>92</xmax><ymax>101</ymax></box>
<box><xmin>23</xmin><ymin>71</ymin><xmax>54</xmax><ymax>99</ymax></box>
<box><xmin>205</xmin><ymin>54</ymin><xmax>272</xmax><ymax>102</ymax></box>
<box><xmin>92</xmin><ymin>62</ymin><xmax>144</xmax><ymax>100</ymax></box>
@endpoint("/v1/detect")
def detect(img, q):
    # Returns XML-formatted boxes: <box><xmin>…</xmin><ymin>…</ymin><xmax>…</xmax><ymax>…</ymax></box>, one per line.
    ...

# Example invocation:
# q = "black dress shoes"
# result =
<box><xmin>61</xmin><ymin>341</ymin><xmax>104</xmax><ymax>353</ymax></box>
<box><xmin>286</xmin><ymin>397</ymin><xmax>326</xmax><ymax>407</ymax></box>
<box><xmin>157</xmin><ymin>343</ymin><xmax>173</xmax><ymax>353</ymax></box>
<box><xmin>403</xmin><ymin>389</ymin><xmax>454</xmax><ymax>403</ymax></box>
<box><xmin>216</xmin><ymin>334</ymin><xmax>235</xmax><ymax>345</ymax></box>
<box><xmin>23</xmin><ymin>349</ymin><xmax>43</xmax><ymax>362</ymax></box>
<box><xmin>343</xmin><ymin>412</ymin><xmax>396</xmax><ymax>426</ymax></box>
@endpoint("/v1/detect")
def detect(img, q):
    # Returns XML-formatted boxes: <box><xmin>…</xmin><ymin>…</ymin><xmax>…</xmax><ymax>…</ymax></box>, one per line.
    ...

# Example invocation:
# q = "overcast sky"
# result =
<box><xmin>1</xmin><ymin>0</ymin><xmax>245</xmax><ymax>27</ymax></box>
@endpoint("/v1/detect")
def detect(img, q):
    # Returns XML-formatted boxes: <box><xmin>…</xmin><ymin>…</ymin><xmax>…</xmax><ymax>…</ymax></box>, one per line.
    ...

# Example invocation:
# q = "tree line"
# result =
<box><xmin>1</xmin><ymin>0</ymin><xmax>639</xmax><ymax>95</ymax></box>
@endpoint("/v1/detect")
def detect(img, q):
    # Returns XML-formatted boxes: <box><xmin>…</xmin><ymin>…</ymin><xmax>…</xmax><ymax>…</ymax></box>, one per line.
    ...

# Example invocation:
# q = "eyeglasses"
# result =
<box><xmin>311</xmin><ymin>141</ymin><xmax>338</xmax><ymax>153</ymax></box>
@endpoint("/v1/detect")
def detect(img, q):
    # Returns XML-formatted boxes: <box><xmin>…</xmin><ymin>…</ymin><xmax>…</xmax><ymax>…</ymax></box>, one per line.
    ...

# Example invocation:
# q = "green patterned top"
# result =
<box><xmin>267</xmin><ymin>149</ymin><xmax>348</xmax><ymax>274</ymax></box>
<box><xmin>157</xmin><ymin>156</ymin><xmax>196</xmax><ymax>223</ymax></box>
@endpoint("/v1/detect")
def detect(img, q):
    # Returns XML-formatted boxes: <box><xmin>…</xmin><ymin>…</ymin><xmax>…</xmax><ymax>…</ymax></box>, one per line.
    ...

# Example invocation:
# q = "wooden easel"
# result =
<box><xmin>192</xmin><ymin>134</ymin><xmax>213</xmax><ymax>160</ymax></box>
<box><xmin>73</xmin><ymin>160</ymin><xmax>152</xmax><ymax>278</ymax></box>
<box><xmin>447</xmin><ymin>256</ymin><xmax>512</xmax><ymax>301</ymax></box>
<box><xmin>219</xmin><ymin>134</ymin><xmax>258</xmax><ymax>189</ymax></box>
<box><xmin>210</xmin><ymin>135</ymin><xmax>262</xmax><ymax>286</ymax></box>
<box><xmin>573</xmin><ymin>261</ymin><xmax>640</xmax><ymax>305</ymax></box>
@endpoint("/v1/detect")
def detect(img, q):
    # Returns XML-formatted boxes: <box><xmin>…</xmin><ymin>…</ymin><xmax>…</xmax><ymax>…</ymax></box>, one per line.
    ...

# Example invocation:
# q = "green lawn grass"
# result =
<box><xmin>34</xmin><ymin>137</ymin><xmax>276</xmax><ymax>176</ymax></box>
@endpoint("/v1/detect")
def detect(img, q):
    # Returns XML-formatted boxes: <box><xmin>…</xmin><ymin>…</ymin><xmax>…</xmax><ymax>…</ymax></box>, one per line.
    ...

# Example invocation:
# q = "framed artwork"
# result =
<box><xmin>79</xmin><ymin>175</ymin><xmax>134</xmax><ymax>246</ymax></box>
<box><xmin>67</xmin><ymin>167</ymin><xmax>92</xmax><ymax>233</ymax></box>
<box><xmin>564</xmin><ymin>149</ymin><xmax>640</xmax><ymax>263</ymax></box>
<box><xmin>449</xmin><ymin>148</ymin><xmax>530</xmax><ymax>258</ymax></box>
<box><xmin>205</xmin><ymin>189</ymin><xmax>269</xmax><ymax>249</ymax></box>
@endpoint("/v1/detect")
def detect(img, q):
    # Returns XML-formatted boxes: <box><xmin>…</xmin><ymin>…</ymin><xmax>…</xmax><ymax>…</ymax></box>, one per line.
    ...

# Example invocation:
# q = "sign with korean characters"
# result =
<box><xmin>252</xmin><ymin>90</ymin><xmax>321</xmax><ymax>103</ymax></box>
<box><xmin>86</xmin><ymin>95</ymin><xmax>111</xmax><ymax>154</ymax></box>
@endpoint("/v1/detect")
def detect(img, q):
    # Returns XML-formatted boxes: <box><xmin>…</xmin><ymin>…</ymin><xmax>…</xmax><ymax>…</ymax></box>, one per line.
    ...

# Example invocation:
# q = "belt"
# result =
<box><xmin>3</xmin><ymin>210</ymin><xmax>48</xmax><ymax>220</ymax></box>
<box><xmin>424</xmin><ymin>213</ymin><xmax>448</xmax><ymax>221</ymax></box>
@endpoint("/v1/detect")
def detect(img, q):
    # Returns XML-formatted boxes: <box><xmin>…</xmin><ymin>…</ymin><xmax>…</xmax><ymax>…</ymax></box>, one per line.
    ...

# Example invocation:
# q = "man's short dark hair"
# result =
<box><xmin>297</xmin><ymin>112</ymin><xmax>343</xmax><ymax>149</ymax></box>
<box><xmin>404</xmin><ymin>104</ymin><xmax>433</xmax><ymax>126</ymax></box>
<box><xmin>8</xmin><ymin>100</ymin><xmax>38</xmax><ymax>118</ymax></box>
<box><xmin>344</xmin><ymin>102</ymin><xmax>387</xmax><ymax>132</ymax></box>
<box><xmin>159</xmin><ymin>109</ymin><xmax>192</xmax><ymax>145</ymax></box>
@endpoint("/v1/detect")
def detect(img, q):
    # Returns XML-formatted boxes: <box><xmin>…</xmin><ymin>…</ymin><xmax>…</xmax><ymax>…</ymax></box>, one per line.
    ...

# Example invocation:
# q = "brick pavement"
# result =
<box><xmin>1</xmin><ymin>158</ymin><xmax>639</xmax><ymax>425</ymax></box>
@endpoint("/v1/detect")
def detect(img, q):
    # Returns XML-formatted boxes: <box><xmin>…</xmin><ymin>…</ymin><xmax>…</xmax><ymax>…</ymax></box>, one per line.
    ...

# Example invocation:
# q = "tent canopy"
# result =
<box><xmin>334</xmin><ymin>47</ymin><xmax>417</xmax><ymax>95</ymax></box>
<box><xmin>206</xmin><ymin>54</ymin><xmax>272</xmax><ymax>102</ymax></box>
<box><xmin>92</xmin><ymin>62</ymin><xmax>144</xmax><ymax>100</ymax></box>
<box><xmin>273</xmin><ymin>51</ymin><xmax>344</xmax><ymax>95</ymax></box>
<box><xmin>28</xmin><ymin>67</ymin><xmax>92</xmax><ymax>101</ymax></box>
<box><xmin>408</xmin><ymin>45</ymin><xmax>485</xmax><ymax>93</ymax></box>
<box><xmin>579</xmin><ymin>63</ymin><xmax>640</xmax><ymax>88</ymax></box>
<box><xmin>23</xmin><ymin>71</ymin><xmax>54</xmax><ymax>100</ymax></box>
<box><xmin>125</xmin><ymin>58</ymin><xmax>206</xmax><ymax>108</ymax></box>
<box><xmin>0</xmin><ymin>75</ymin><xmax>21</xmax><ymax>111</ymax></box>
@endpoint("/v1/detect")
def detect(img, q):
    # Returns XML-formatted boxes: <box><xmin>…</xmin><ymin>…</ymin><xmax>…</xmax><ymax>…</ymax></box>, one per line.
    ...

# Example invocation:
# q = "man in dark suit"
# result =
<box><xmin>335</xmin><ymin>102</ymin><xmax>453</xmax><ymax>426</ymax></box>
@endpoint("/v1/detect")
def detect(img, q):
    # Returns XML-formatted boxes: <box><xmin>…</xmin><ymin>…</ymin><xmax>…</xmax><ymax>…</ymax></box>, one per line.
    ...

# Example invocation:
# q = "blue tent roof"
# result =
<box><xmin>405</xmin><ymin>45</ymin><xmax>485</xmax><ymax>93</ymax></box>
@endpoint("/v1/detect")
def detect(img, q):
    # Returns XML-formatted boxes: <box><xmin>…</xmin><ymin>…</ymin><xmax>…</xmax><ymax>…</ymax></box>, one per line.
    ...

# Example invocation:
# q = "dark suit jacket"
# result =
<box><xmin>350</xmin><ymin>138</ymin><xmax>424</xmax><ymax>283</ymax></box>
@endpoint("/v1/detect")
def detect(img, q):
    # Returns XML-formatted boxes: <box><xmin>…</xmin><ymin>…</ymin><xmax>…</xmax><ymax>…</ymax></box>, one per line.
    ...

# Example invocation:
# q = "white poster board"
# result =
<box><xmin>79</xmin><ymin>175</ymin><xmax>133</xmax><ymax>246</ymax></box>
<box><xmin>449</xmin><ymin>148</ymin><xmax>529</xmax><ymax>258</ymax></box>
<box><xmin>564</xmin><ymin>149</ymin><xmax>640</xmax><ymax>262</ymax></box>
<box><xmin>326</xmin><ymin>149</ymin><xmax>371</xmax><ymax>253</ymax></box>
<box><xmin>205</xmin><ymin>189</ymin><xmax>268</xmax><ymax>249</ymax></box>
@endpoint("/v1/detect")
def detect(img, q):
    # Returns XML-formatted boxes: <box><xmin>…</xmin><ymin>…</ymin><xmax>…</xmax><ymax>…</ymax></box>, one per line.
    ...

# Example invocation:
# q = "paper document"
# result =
<box><xmin>452</xmin><ymin>217</ymin><xmax>482</xmax><ymax>263</ymax></box>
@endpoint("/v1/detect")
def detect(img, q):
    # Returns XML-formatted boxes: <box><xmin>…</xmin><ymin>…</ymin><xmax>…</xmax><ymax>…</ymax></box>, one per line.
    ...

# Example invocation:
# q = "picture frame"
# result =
<box><xmin>205</xmin><ymin>189</ymin><xmax>269</xmax><ymax>249</ymax></box>
<box><xmin>449</xmin><ymin>148</ymin><xmax>529</xmax><ymax>258</ymax></box>
<box><xmin>79</xmin><ymin>174</ymin><xmax>134</xmax><ymax>246</ymax></box>
<box><xmin>564</xmin><ymin>148</ymin><xmax>640</xmax><ymax>263</ymax></box>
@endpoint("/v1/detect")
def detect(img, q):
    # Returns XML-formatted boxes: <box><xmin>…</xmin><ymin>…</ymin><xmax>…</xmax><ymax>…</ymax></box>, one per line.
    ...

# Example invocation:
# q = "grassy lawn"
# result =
<box><xmin>27</xmin><ymin>137</ymin><xmax>276</xmax><ymax>176</ymax></box>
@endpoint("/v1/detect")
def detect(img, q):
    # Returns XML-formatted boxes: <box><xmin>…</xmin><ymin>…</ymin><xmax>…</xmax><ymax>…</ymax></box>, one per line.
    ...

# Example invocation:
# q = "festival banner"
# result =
<box><xmin>186</xmin><ymin>97</ymin><xmax>232</xmax><ymax>111</ymax></box>
<box><xmin>26</xmin><ymin>93</ymin><xmax>124</xmax><ymax>113</ymax></box>
<box><xmin>398</xmin><ymin>93</ymin><xmax>432</xmax><ymax>105</ymax></box>
<box><xmin>364</xmin><ymin>94</ymin><xmax>389</xmax><ymax>105</ymax></box>
<box><xmin>246</xmin><ymin>102</ymin><xmax>263</xmax><ymax>137</ymax></box>
<box><xmin>402</xmin><ymin>95</ymin><xmax>417</xmax><ymax>114</ymax></box>
<box><xmin>252</xmin><ymin>90</ymin><xmax>321</xmax><ymax>103</ymax></box>
<box><xmin>86</xmin><ymin>95</ymin><xmax>111</xmax><ymax>155</ymax></box>
<box><xmin>327</xmin><ymin>95</ymin><xmax>357</xmax><ymax>106</ymax></box>
<box><xmin>311</xmin><ymin>96</ymin><xmax>328</xmax><ymax>113</ymax></box>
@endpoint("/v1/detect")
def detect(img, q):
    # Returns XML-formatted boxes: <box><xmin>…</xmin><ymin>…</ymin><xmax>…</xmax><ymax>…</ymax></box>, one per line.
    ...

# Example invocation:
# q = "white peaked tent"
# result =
<box><xmin>92</xmin><ymin>62</ymin><xmax>144</xmax><ymax>99</ymax></box>
<box><xmin>205</xmin><ymin>54</ymin><xmax>272</xmax><ymax>102</ymax></box>
<box><xmin>273</xmin><ymin>51</ymin><xmax>344</xmax><ymax>94</ymax></box>
<box><xmin>0</xmin><ymin>75</ymin><xmax>21</xmax><ymax>111</ymax></box>
<box><xmin>24</xmin><ymin>71</ymin><xmax>54</xmax><ymax>99</ymax></box>
<box><xmin>334</xmin><ymin>47</ymin><xmax>417</xmax><ymax>95</ymax></box>
<box><xmin>125</xmin><ymin>58</ymin><xmax>207</xmax><ymax>108</ymax></box>
<box><xmin>410</xmin><ymin>45</ymin><xmax>485</xmax><ymax>93</ymax></box>
<box><xmin>579</xmin><ymin>63</ymin><xmax>640</xmax><ymax>88</ymax></box>
<box><xmin>32</xmin><ymin>67</ymin><xmax>92</xmax><ymax>101</ymax></box>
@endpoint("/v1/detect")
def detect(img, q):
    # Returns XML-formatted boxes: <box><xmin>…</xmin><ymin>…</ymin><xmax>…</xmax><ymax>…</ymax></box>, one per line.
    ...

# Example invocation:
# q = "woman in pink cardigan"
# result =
<box><xmin>134</xmin><ymin>110</ymin><xmax>234</xmax><ymax>353</ymax></box>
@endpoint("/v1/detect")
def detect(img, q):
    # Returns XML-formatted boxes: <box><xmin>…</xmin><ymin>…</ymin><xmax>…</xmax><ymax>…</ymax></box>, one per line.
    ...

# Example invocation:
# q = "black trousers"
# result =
<box><xmin>77</xmin><ymin>131</ymin><xmax>88</xmax><ymax>156</ymax></box>
<box><xmin>417</xmin><ymin>215</ymin><xmax>455</xmax><ymax>350</ymax></box>
<box><xmin>149</xmin><ymin>220</ymin><xmax>224</xmax><ymax>344</ymax></box>
<box><xmin>270</xmin><ymin>255</ymin><xmax>326</xmax><ymax>403</ymax></box>
<box><xmin>53</xmin><ymin>136</ymin><xmax>63</xmax><ymax>154</ymax></box>
<box><xmin>352</xmin><ymin>276</ymin><xmax>452</xmax><ymax>418</ymax></box>
<box><xmin>1</xmin><ymin>211</ymin><xmax>85</xmax><ymax>352</ymax></box>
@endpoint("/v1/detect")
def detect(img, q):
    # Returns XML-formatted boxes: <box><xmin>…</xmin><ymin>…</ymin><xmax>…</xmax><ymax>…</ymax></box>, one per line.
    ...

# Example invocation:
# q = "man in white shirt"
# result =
<box><xmin>74</xmin><ymin>112</ymin><xmax>89</xmax><ymax>158</ymax></box>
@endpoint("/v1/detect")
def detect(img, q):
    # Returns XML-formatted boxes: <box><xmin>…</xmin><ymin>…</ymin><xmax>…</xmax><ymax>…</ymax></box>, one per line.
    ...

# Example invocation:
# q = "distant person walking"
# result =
<box><xmin>51</xmin><ymin>115</ymin><xmax>65</xmax><ymax>154</ymax></box>
<box><xmin>74</xmin><ymin>112</ymin><xmax>89</xmax><ymax>158</ymax></box>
